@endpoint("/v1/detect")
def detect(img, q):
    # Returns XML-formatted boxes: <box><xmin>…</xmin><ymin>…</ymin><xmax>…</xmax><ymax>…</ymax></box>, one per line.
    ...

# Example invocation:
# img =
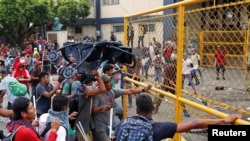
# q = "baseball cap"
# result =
<box><xmin>35</xmin><ymin>61</ymin><xmax>42</xmax><ymax>67</ymax></box>
<box><xmin>0</xmin><ymin>68</ymin><xmax>8</xmax><ymax>74</ymax></box>
<box><xmin>85</xmin><ymin>74</ymin><xmax>97</xmax><ymax>83</ymax></box>
<box><xmin>101</xmin><ymin>74</ymin><xmax>112</xmax><ymax>83</ymax></box>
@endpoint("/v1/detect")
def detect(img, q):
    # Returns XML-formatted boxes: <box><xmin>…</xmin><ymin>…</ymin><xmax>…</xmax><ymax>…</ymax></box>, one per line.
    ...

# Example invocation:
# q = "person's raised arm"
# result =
<box><xmin>86</xmin><ymin>70</ymin><xmax>106</xmax><ymax>96</ymax></box>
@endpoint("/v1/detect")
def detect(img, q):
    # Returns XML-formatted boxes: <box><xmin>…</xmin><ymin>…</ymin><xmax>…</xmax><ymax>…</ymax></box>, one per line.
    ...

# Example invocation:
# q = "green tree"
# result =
<box><xmin>0</xmin><ymin>0</ymin><xmax>90</xmax><ymax>46</ymax></box>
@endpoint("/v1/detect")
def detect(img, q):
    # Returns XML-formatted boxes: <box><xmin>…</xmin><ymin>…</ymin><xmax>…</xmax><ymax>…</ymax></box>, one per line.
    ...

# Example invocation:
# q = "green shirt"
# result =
<box><xmin>111</xmin><ymin>77</ymin><xmax>116</xmax><ymax>88</ymax></box>
<box><xmin>62</xmin><ymin>83</ymin><xmax>70</xmax><ymax>95</ymax></box>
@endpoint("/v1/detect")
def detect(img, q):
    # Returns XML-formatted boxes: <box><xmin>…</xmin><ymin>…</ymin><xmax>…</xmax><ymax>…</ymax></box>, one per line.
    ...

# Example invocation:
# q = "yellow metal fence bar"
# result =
<box><xmin>175</xmin><ymin>5</ymin><xmax>185</xmax><ymax>141</ymax></box>
<box><xmin>122</xmin><ymin>18</ymin><xmax>128</xmax><ymax>119</ymax></box>
<box><xmin>124</xmin><ymin>77</ymin><xmax>250</xmax><ymax>125</ymax></box>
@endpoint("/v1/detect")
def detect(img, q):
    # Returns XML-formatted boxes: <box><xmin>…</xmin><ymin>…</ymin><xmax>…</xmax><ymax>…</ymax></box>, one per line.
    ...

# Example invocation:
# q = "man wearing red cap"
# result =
<box><xmin>12</xmin><ymin>62</ymin><xmax>31</xmax><ymax>92</ymax></box>
<box><xmin>30</xmin><ymin>61</ymin><xmax>42</xmax><ymax>98</ymax></box>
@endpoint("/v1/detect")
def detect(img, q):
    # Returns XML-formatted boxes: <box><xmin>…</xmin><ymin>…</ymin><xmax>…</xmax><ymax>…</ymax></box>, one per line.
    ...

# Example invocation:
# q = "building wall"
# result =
<box><xmin>82</xmin><ymin>25</ymin><xmax>96</xmax><ymax>37</ymax></box>
<box><xmin>100</xmin><ymin>0</ymin><xmax>163</xmax><ymax>19</ymax></box>
<box><xmin>69</xmin><ymin>0</ymin><xmax>242</xmax><ymax>42</ymax></box>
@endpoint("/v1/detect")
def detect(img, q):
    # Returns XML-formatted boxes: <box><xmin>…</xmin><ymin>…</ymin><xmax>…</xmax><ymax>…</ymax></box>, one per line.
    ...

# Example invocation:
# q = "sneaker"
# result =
<box><xmin>216</xmin><ymin>77</ymin><xmax>220</xmax><ymax>80</ymax></box>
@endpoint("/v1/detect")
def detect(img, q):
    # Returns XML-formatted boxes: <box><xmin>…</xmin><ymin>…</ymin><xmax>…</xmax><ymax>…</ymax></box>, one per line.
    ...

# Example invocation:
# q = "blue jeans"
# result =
<box><xmin>154</xmin><ymin>67</ymin><xmax>162</xmax><ymax>83</ymax></box>
<box><xmin>182</xmin><ymin>74</ymin><xmax>194</xmax><ymax>88</ymax></box>
<box><xmin>113</xmin><ymin>101</ymin><xmax>123</xmax><ymax>127</ymax></box>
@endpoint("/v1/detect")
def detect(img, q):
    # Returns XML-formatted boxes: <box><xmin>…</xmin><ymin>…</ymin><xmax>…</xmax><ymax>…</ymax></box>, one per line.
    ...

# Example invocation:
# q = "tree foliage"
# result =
<box><xmin>0</xmin><ymin>0</ymin><xmax>90</xmax><ymax>46</ymax></box>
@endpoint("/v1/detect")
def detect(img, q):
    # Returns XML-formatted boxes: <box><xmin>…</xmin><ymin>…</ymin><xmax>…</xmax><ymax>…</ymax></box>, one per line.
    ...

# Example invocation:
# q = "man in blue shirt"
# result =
<box><xmin>36</xmin><ymin>72</ymin><xmax>60</xmax><ymax>117</ymax></box>
<box><xmin>113</xmin><ymin>94</ymin><xmax>241</xmax><ymax>141</ymax></box>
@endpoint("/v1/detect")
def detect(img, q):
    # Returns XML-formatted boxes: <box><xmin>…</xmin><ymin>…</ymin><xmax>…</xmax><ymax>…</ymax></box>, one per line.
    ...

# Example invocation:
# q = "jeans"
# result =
<box><xmin>182</xmin><ymin>74</ymin><xmax>194</xmax><ymax>88</ymax></box>
<box><xmin>93</xmin><ymin>126</ymin><xmax>109</xmax><ymax>141</ymax></box>
<box><xmin>142</xmin><ymin>62</ymin><xmax>150</xmax><ymax>78</ymax></box>
<box><xmin>154</xmin><ymin>67</ymin><xmax>162</xmax><ymax>83</ymax></box>
<box><xmin>138</xmin><ymin>36</ymin><xmax>144</xmax><ymax>47</ymax></box>
<box><xmin>113</xmin><ymin>101</ymin><xmax>123</xmax><ymax>126</ymax></box>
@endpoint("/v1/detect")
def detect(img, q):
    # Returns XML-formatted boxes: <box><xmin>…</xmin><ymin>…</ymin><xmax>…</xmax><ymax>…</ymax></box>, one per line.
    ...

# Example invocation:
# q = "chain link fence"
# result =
<box><xmin>123</xmin><ymin>1</ymin><xmax>250</xmax><ymax>140</ymax></box>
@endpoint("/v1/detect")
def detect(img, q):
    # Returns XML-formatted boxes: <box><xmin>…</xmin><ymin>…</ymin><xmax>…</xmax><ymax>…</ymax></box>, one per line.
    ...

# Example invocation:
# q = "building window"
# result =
<box><xmin>75</xmin><ymin>27</ymin><xmax>82</xmax><ymax>33</ymax></box>
<box><xmin>113</xmin><ymin>25</ymin><xmax>123</xmax><ymax>33</ymax></box>
<box><xmin>103</xmin><ymin>0</ymin><xmax>119</xmax><ymax>5</ymax></box>
<box><xmin>143</xmin><ymin>24</ymin><xmax>155</xmax><ymax>32</ymax></box>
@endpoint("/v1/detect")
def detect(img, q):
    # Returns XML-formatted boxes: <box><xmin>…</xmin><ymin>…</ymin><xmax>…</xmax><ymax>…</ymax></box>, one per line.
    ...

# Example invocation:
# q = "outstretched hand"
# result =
<box><xmin>224</xmin><ymin>114</ymin><xmax>242</xmax><ymax>124</ymax></box>
<box><xmin>145</xmin><ymin>84</ymin><xmax>152</xmax><ymax>92</ymax></box>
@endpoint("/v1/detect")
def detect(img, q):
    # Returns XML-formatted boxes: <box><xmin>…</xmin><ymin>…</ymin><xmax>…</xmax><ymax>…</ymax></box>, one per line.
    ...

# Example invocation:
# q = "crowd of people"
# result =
<box><xmin>0</xmin><ymin>34</ymin><xmax>231</xmax><ymax>141</ymax></box>
<box><xmin>129</xmin><ymin>36</ymin><xmax>227</xmax><ymax>115</ymax></box>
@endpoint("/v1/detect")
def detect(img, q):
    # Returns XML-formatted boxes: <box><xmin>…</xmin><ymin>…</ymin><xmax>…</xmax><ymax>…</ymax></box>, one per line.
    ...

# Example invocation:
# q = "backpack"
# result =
<box><xmin>154</xmin><ymin>56</ymin><xmax>163</xmax><ymax>68</ymax></box>
<box><xmin>8</xmin><ymin>81</ymin><xmax>27</xmax><ymax>96</ymax></box>
<box><xmin>2</xmin><ymin>126</ymin><xmax>23</xmax><ymax>141</ymax></box>
<box><xmin>117</xmin><ymin>116</ymin><xmax>153</xmax><ymax>141</ymax></box>
<box><xmin>40</xmin><ymin>122</ymin><xmax>68</xmax><ymax>140</ymax></box>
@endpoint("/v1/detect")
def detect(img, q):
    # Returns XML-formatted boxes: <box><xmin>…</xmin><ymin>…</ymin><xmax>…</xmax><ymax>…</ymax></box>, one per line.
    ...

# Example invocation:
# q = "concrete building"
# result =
<box><xmin>65</xmin><ymin>0</ymin><xmax>248</xmax><ymax>46</ymax></box>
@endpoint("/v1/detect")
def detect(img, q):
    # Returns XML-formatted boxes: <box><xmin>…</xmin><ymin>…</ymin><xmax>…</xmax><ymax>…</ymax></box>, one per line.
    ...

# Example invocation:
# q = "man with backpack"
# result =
<box><xmin>5</xmin><ymin>97</ymin><xmax>61</xmax><ymax>141</ymax></box>
<box><xmin>113</xmin><ymin>94</ymin><xmax>241</xmax><ymax>141</ymax></box>
<box><xmin>92</xmin><ymin>74</ymin><xmax>152</xmax><ymax>141</ymax></box>
<box><xmin>39</xmin><ymin>95</ymin><xmax>70</xmax><ymax>141</ymax></box>
<box><xmin>0</xmin><ymin>68</ymin><xmax>29</xmax><ymax>110</ymax></box>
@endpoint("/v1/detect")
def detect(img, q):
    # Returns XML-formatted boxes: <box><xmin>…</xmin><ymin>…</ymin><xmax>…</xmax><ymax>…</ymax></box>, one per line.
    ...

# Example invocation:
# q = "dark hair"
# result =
<box><xmin>136</xmin><ymin>94</ymin><xmax>154</xmax><ymax>113</ymax></box>
<box><xmin>39</xmin><ymin>72</ymin><xmax>49</xmax><ymax>81</ymax></box>
<box><xmin>12</xmin><ymin>97</ymin><xmax>30</xmax><ymax>120</ymax></box>
<box><xmin>103</xmin><ymin>64</ymin><xmax>113</xmax><ymax>73</ymax></box>
<box><xmin>52</xmin><ymin>95</ymin><xmax>69</xmax><ymax>111</ymax></box>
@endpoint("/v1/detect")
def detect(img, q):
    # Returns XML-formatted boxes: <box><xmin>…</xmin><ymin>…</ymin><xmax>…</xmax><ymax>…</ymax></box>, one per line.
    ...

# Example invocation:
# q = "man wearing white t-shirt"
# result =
<box><xmin>190</xmin><ymin>49</ymin><xmax>201</xmax><ymax>85</ymax></box>
<box><xmin>182</xmin><ymin>53</ymin><xmax>197</xmax><ymax>94</ymax></box>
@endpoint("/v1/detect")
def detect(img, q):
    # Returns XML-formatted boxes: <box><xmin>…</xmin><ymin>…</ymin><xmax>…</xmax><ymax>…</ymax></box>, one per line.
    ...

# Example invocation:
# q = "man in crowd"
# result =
<box><xmin>214</xmin><ymin>46</ymin><xmax>226</xmax><ymax>80</ymax></box>
<box><xmin>113</xmin><ymin>94</ymin><xmax>241</xmax><ymax>141</ymax></box>
<box><xmin>92</xmin><ymin>74</ymin><xmax>152</xmax><ymax>141</ymax></box>
<box><xmin>138</xmin><ymin>24</ymin><xmax>145</xmax><ymax>48</ymax></box>
<box><xmin>6</xmin><ymin>97</ymin><xmax>61</xmax><ymax>141</ymax></box>
<box><xmin>103</xmin><ymin>63</ymin><xmax>123</xmax><ymax>125</ymax></box>
<box><xmin>127</xmin><ymin>23</ymin><xmax>134</xmax><ymax>48</ymax></box>
<box><xmin>30</xmin><ymin>61</ymin><xmax>42</xmax><ymax>98</ymax></box>
<box><xmin>39</xmin><ymin>95</ymin><xmax>69</xmax><ymax>141</ymax></box>
<box><xmin>190</xmin><ymin>48</ymin><xmax>201</xmax><ymax>85</ymax></box>
<box><xmin>110</xmin><ymin>31</ymin><xmax>117</xmax><ymax>41</ymax></box>
<box><xmin>70</xmin><ymin>70</ymin><xmax>106</xmax><ymax>141</ymax></box>
<box><xmin>0</xmin><ymin>68</ymin><xmax>29</xmax><ymax>110</ymax></box>
<box><xmin>36</xmin><ymin>72</ymin><xmax>60</xmax><ymax>117</ymax></box>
